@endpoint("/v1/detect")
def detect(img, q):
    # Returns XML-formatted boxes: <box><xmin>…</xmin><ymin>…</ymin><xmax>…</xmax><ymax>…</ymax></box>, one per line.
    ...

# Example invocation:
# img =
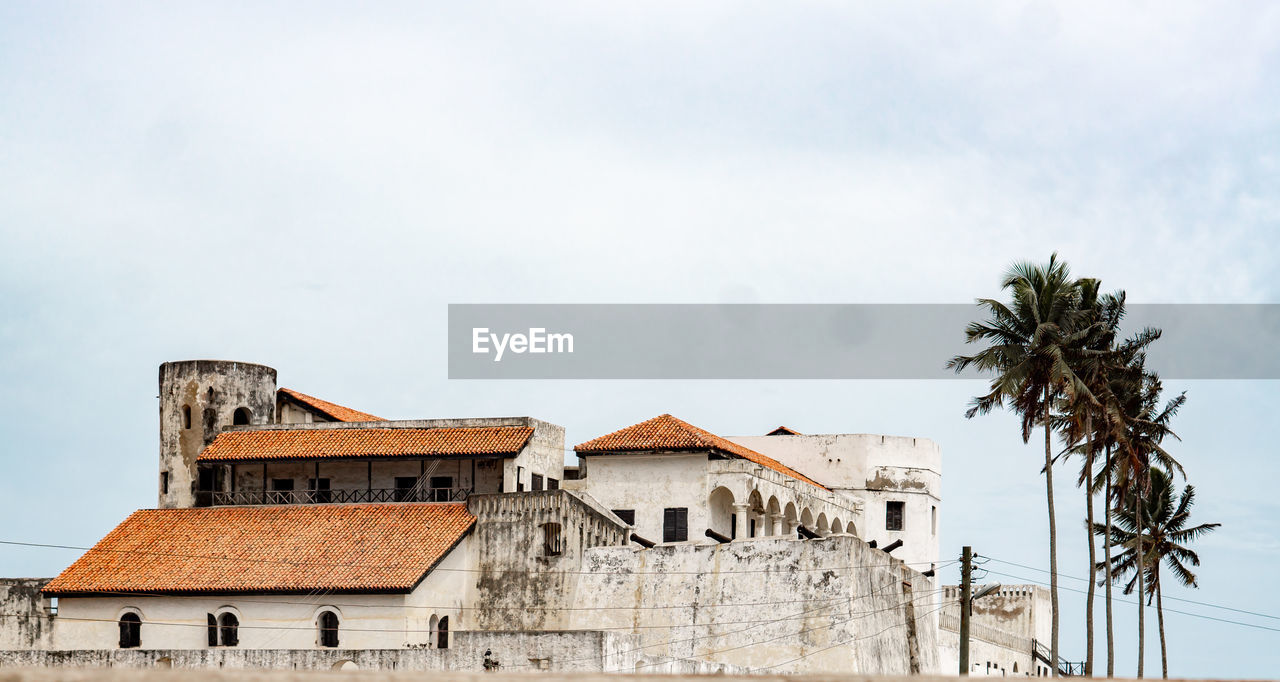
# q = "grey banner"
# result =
<box><xmin>448</xmin><ymin>304</ymin><xmax>1280</xmax><ymax>380</ymax></box>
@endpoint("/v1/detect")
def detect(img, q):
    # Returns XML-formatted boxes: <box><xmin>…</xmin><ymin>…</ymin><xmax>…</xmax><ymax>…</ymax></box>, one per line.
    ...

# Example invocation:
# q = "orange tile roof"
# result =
<box><xmin>197</xmin><ymin>425</ymin><xmax>534</xmax><ymax>462</ymax></box>
<box><xmin>575</xmin><ymin>414</ymin><xmax>827</xmax><ymax>490</ymax></box>
<box><xmin>277</xmin><ymin>387</ymin><xmax>383</xmax><ymax>422</ymax></box>
<box><xmin>766</xmin><ymin>426</ymin><xmax>801</xmax><ymax>436</ymax></box>
<box><xmin>42</xmin><ymin>504</ymin><xmax>474</xmax><ymax>596</ymax></box>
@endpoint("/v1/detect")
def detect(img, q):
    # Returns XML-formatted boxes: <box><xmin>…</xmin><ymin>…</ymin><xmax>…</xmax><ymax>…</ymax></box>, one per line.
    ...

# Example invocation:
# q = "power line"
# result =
<box><xmin>978</xmin><ymin>568</ymin><xmax>1280</xmax><ymax>635</ymax></box>
<box><xmin>0</xmin><ymin>539</ymin><xmax>943</xmax><ymax>575</ymax></box>
<box><xmin>978</xmin><ymin>554</ymin><xmax>1280</xmax><ymax>623</ymax></box>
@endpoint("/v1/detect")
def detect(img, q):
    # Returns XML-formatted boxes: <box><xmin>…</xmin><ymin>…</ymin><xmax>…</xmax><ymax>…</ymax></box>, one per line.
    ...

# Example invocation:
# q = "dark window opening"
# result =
<box><xmin>731</xmin><ymin>514</ymin><xmax>737</xmax><ymax>540</ymax></box>
<box><xmin>516</xmin><ymin>466</ymin><xmax>525</xmax><ymax>492</ymax></box>
<box><xmin>430</xmin><ymin>476</ymin><xmax>453</xmax><ymax>502</ymax></box>
<box><xmin>547</xmin><ymin>477</ymin><xmax>559</xmax><ymax>490</ymax></box>
<box><xmin>309</xmin><ymin>478</ymin><xmax>331</xmax><ymax>503</ymax></box>
<box><xmin>437</xmin><ymin>616</ymin><xmax>449</xmax><ymax>649</ymax></box>
<box><xmin>612</xmin><ymin>509</ymin><xmax>636</xmax><ymax>526</ymax></box>
<box><xmin>749</xmin><ymin>518</ymin><xmax>756</xmax><ymax>537</ymax></box>
<box><xmin>217</xmin><ymin>613</ymin><xmax>239</xmax><ymax>647</ymax></box>
<box><xmin>161</xmin><ymin>471</ymin><xmax>169</xmax><ymax>495</ymax></box>
<box><xmin>531</xmin><ymin>474</ymin><xmax>544</xmax><ymax>491</ymax></box>
<box><xmin>318</xmin><ymin>610</ymin><xmax>339</xmax><ymax>648</ymax></box>
<box><xmin>233</xmin><ymin>407</ymin><xmax>251</xmax><ymax>426</ymax></box>
<box><xmin>207</xmin><ymin>614</ymin><xmax>217</xmax><ymax>647</ymax></box>
<box><xmin>182</xmin><ymin>405</ymin><xmax>192</xmax><ymax>429</ymax></box>
<box><xmin>886</xmin><ymin>501</ymin><xmax>905</xmax><ymax>531</ymax></box>
<box><xmin>271</xmin><ymin>478</ymin><xmax>294</xmax><ymax>491</ymax></box>
<box><xmin>118</xmin><ymin>612</ymin><xmax>141</xmax><ymax>648</ymax></box>
<box><xmin>663</xmin><ymin>508</ymin><xmax>688</xmax><ymax>543</ymax></box>
<box><xmin>394</xmin><ymin>476</ymin><xmax>418</xmax><ymax>502</ymax></box>
<box><xmin>542</xmin><ymin>522</ymin><xmax>563</xmax><ymax>556</ymax></box>
<box><xmin>206</xmin><ymin>387</ymin><xmax>214</xmax><ymax>402</ymax></box>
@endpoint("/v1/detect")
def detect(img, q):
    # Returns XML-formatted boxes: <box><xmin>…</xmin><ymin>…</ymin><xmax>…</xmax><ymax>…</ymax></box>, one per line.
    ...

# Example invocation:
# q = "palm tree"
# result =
<box><xmin>1094</xmin><ymin>467</ymin><xmax>1219</xmax><ymax>679</ymax></box>
<box><xmin>948</xmin><ymin>253</ymin><xmax>1094</xmax><ymax>674</ymax></box>
<box><xmin>1098</xmin><ymin>369</ymin><xmax>1185</xmax><ymax>678</ymax></box>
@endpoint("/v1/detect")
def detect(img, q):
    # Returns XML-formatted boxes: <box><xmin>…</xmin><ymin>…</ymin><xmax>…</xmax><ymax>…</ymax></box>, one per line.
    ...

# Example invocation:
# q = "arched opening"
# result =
<box><xmin>746</xmin><ymin>490</ymin><xmax>765</xmax><ymax>537</ymax></box>
<box><xmin>233</xmin><ymin>407</ymin><xmax>251</xmax><ymax>426</ymax></box>
<box><xmin>429</xmin><ymin>615</ymin><xmax>439</xmax><ymax>648</ymax></box>
<box><xmin>707</xmin><ymin>487</ymin><xmax>736</xmax><ymax>539</ymax></box>
<box><xmin>217</xmin><ymin>612</ymin><xmax>239</xmax><ymax>647</ymax></box>
<box><xmin>766</xmin><ymin>496</ymin><xmax>782</xmax><ymax>536</ymax></box>
<box><xmin>830</xmin><ymin>518</ymin><xmax>843</xmax><ymax>534</ymax></box>
<box><xmin>436</xmin><ymin>615</ymin><xmax>449</xmax><ymax>649</ymax></box>
<box><xmin>332</xmin><ymin>660</ymin><xmax>358</xmax><ymax>671</ymax></box>
<box><xmin>800</xmin><ymin>508</ymin><xmax>814</xmax><ymax>530</ymax></box>
<box><xmin>118</xmin><ymin>612</ymin><xmax>141</xmax><ymax>649</ymax></box>
<box><xmin>816</xmin><ymin>513</ymin><xmax>829</xmax><ymax>536</ymax></box>
<box><xmin>784</xmin><ymin>502</ymin><xmax>798</xmax><ymax>537</ymax></box>
<box><xmin>182</xmin><ymin>405</ymin><xmax>192</xmax><ymax>429</ymax></box>
<box><xmin>318</xmin><ymin>610</ymin><xmax>340</xmax><ymax>648</ymax></box>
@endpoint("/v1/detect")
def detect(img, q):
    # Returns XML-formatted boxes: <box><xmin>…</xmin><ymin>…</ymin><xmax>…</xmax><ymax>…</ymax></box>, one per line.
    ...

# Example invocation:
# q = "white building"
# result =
<box><xmin>937</xmin><ymin>584</ymin><xmax>1061</xmax><ymax>677</ymax></box>
<box><xmin>0</xmin><ymin>360</ymin><xmax>947</xmax><ymax>674</ymax></box>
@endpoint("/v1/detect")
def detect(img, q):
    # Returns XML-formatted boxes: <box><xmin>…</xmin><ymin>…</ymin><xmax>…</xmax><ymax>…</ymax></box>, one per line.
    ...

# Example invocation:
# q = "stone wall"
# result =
<box><xmin>0</xmin><ymin>630</ymin><xmax>637</xmax><ymax>672</ymax></box>
<box><xmin>0</xmin><ymin>579</ymin><xmax>53</xmax><ymax>650</ymax></box>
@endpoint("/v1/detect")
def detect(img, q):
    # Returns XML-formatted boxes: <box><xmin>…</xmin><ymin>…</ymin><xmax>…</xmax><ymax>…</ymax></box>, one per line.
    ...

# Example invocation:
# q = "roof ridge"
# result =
<box><xmin>278</xmin><ymin>387</ymin><xmax>384</xmax><ymax>422</ymax></box>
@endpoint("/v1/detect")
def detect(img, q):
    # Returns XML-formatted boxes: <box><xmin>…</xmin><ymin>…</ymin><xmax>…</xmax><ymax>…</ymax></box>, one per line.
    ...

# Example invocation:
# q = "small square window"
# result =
<box><xmin>663</xmin><ymin>508</ymin><xmax>688</xmax><ymax>543</ymax></box>
<box><xmin>886</xmin><ymin>501</ymin><xmax>905</xmax><ymax>531</ymax></box>
<box><xmin>531</xmin><ymin>474</ymin><xmax>544</xmax><ymax>491</ymax></box>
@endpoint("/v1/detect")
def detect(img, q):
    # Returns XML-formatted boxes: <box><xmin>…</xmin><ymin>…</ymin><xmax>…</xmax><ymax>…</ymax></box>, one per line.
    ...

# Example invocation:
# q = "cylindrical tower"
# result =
<box><xmin>158</xmin><ymin>360</ymin><xmax>277</xmax><ymax>508</ymax></box>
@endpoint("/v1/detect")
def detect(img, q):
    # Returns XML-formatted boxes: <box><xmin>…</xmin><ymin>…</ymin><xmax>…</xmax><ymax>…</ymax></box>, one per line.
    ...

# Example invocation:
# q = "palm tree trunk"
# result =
<box><xmin>1084</xmin><ymin>416</ymin><xmax>1096</xmax><ymax>677</ymax></box>
<box><xmin>1044</xmin><ymin>389</ymin><xmax>1060</xmax><ymax>676</ymax></box>
<box><xmin>1136</xmin><ymin>482</ymin><xmax>1146</xmax><ymax>678</ymax></box>
<box><xmin>1157</xmin><ymin>570</ymin><xmax>1168</xmax><ymax>679</ymax></box>
<box><xmin>1104</xmin><ymin>445</ymin><xmax>1115</xmax><ymax>677</ymax></box>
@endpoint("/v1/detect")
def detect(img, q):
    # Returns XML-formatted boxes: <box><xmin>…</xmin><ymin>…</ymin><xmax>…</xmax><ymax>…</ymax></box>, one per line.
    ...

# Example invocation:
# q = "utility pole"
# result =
<box><xmin>959</xmin><ymin>545</ymin><xmax>972</xmax><ymax>676</ymax></box>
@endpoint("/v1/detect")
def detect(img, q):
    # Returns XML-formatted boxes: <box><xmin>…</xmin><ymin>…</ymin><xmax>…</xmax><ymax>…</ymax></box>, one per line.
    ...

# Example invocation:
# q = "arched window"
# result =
<box><xmin>118</xmin><ymin>612</ymin><xmax>141</xmax><ymax>648</ymax></box>
<box><xmin>437</xmin><ymin>615</ymin><xmax>449</xmax><ymax>649</ymax></box>
<box><xmin>233</xmin><ymin>407</ymin><xmax>251</xmax><ymax>426</ymax></box>
<box><xmin>182</xmin><ymin>405</ymin><xmax>192</xmax><ymax>429</ymax></box>
<box><xmin>428</xmin><ymin>615</ymin><xmax>439</xmax><ymax>648</ymax></box>
<box><xmin>318</xmin><ymin>610</ymin><xmax>339</xmax><ymax>648</ymax></box>
<box><xmin>218</xmin><ymin>612</ymin><xmax>239</xmax><ymax>647</ymax></box>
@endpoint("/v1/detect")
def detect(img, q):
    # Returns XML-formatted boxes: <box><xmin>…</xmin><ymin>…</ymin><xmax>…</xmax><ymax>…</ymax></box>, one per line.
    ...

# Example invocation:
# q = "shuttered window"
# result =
<box><xmin>663</xmin><ymin>508</ymin><xmax>688</xmax><ymax>543</ymax></box>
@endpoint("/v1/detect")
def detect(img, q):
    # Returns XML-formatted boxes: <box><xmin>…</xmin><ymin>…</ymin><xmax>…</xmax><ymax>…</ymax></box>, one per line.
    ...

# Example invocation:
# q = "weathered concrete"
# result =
<box><xmin>730</xmin><ymin>433</ymin><xmax>941</xmax><ymax>571</ymax></box>
<box><xmin>0</xmin><ymin>581</ymin><xmax>53</xmax><ymax>650</ymax></box>
<box><xmin>936</xmin><ymin>584</ymin><xmax>1051</xmax><ymax>677</ymax></box>
<box><xmin>158</xmin><ymin>361</ymin><xmax>277</xmax><ymax>508</ymax></box>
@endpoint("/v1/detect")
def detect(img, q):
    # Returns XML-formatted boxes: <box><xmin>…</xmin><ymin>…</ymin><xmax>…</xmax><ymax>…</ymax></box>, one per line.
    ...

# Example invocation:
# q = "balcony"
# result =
<box><xmin>196</xmin><ymin>486</ymin><xmax>474</xmax><ymax>507</ymax></box>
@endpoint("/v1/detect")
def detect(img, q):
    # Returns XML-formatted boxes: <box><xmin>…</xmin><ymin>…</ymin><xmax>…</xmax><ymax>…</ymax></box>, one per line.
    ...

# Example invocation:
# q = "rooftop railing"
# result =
<box><xmin>196</xmin><ymin>486</ymin><xmax>474</xmax><ymax>507</ymax></box>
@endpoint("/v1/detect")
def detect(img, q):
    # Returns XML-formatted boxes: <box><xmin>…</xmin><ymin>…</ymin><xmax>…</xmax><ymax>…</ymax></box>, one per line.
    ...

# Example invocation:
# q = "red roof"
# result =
<box><xmin>766</xmin><ymin>426</ymin><xmax>801</xmax><ymax>436</ymax></box>
<box><xmin>575</xmin><ymin>414</ymin><xmax>827</xmax><ymax>490</ymax></box>
<box><xmin>198</xmin><ymin>426</ymin><xmax>534</xmax><ymax>462</ymax></box>
<box><xmin>277</xmin><ymin>387</ymin><xmax>383</xmax><ymax>422</ymax></box>
<box><xmin>42</xmin><ymin>504</ymin><xmax>474</xmax><ymax>595</ymax></box>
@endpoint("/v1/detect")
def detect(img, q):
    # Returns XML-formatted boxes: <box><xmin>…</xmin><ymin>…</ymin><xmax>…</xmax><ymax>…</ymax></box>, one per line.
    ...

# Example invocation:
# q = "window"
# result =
<box><xmin>749</xmin><ymin>518</ymin><xmax>756</xmax><ymax>537</ymax></box>
<box><xmin>182</xmin><ymin>405</ymin><xmax>192</xmax><ymax>429</ymax></box>
<box><xmin>516</xmin><ymin>466</ymin><xmax>525</xmax><ymax>492</ymax></box>
<box><xmin>233</xmin><ymin>407</ymin><xmax>251</xmax><ymax>425</ymax></box>
<box><xmin>318</xmin><ymin>610</ymin><xmax>339</xmax><ymax>648</ymax></box>
<box><xmin>118</xmin><ymin>612</ymin><xmax>141</xmax><ymax>648</ymax></box>
<box><xmin>207</xmin><ymin>614</ymin><xmax>217</xmax><ymax>647</ymax></box>
<box><xmin>161</xmin><ymin>471</ymin><xmax>169</xmax><ymax>495</ymax></box>
<box><xmin>270</xmin><ymin>478</ymin><xmax>294</xmax><ymax>502</ymax></box>
<box><xmin>309</xmin><ymin>478</ymin><xmax>331</xmax><ymax>504</ymax></box>
<box><xmin>394</xmin><ymin>476</ymin><xmax>418</xmax><ymax>502</ymax></box>
<box><xmin>886</xmin><ymin>501</ymin><xmax>905</xmax><ymax>531</ymax></box>
<box><xmin>663</xmin><ymin>508</ymin><xmax>688</xmax><ymax>543</ymax></box>
<box><xmin>437</xmin><ymin>616</ymin><xmax>449</xmax><ymax>649</ymax></box>
<box><xmin>217</xmin><ymin>613</ymin><xmax>239</xmax><ymax>647</ymax></box>
<box><xmin>612</xmin><ymin>509</ymin><xmax>636</xmax><ymax>526</ymax></box>
<box><xmin>931</xmin><ymin>505</ymin><xmax>937</xmax><ymax>535</ymax></box>
<box><xmin>430</xmin><ymin>476</ymin><xmax>453</xmax><ymax>502</ymax></box>
<box><xmin>542</xmin><ymin>522</ymin><xmax>563</xmax><ymax>556</ymax></box>
<box><xmin>547</xmin><ymin>477</ymin><xmax>559</xmax><ymax>490</ymax></box>
<box><xmin>531</xmin><ymin>474</ymin><xmax>544</xmax><ymax>491</ymax></box>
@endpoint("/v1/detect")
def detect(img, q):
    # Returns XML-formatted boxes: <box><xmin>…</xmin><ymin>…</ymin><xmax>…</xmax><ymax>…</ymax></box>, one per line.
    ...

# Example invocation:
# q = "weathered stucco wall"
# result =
<box><xmin>0</xmin><ymin>630</ymin><xmax>640</xmax><ymax>672</ymax></box>
<box><xmin>158</xmin><ymin>361</ymin><xmax>277</xmax><ymax>509</ymax></box>
<box><xmin>0</xmin><ymin>579</ymin><xmax>54</xmax><ymax>650</ymax></box>
<box><xmin>936</xmin><ymin>584</ymin><xmax>1051</xmax><ymax>677</ymax></box>
<box><xmin>731</xmin><ymin>433</ymin><xmax>941</xmax><ymax>570</ymax></box>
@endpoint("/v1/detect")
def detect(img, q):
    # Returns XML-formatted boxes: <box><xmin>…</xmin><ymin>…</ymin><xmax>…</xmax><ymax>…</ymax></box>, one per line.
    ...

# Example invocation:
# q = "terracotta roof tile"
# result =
<box><xmin>766</xmin><ymin>426</ymin><xmax>802</xmax><ymax>436</ymax></box>
<box><xmin>277</xmin><ymin>387</ymin><xmax>383</xmax><ymax>422</ymax></box>
<box><xmin>575</xmin><ymin>414</ymin><xmax>827</xmax><ymax>490</ymax></box>
<box><xmin>197</xmin><ymin>426</ymin><xmax>534</xmax><ymax>463</ymax></box>
<box><xmin>42</xmin><ymin>503</ymin><xmax>474</xmax><ymax>596</ymax></box>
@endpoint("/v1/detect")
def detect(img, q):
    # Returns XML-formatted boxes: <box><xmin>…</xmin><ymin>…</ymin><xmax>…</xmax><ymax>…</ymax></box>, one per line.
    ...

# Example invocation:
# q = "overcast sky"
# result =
<box><xmin>2</xmin><ymin>2</ymin><xmax>1278</xmax><ymax>677</ymax></box>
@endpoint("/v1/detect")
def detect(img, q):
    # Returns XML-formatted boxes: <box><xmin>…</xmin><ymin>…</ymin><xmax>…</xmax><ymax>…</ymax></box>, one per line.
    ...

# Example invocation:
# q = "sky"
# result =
<box><xmin>1</xmin><ymin>1</ymin><xmax>1279</xmax><ymax>677</ymax></box>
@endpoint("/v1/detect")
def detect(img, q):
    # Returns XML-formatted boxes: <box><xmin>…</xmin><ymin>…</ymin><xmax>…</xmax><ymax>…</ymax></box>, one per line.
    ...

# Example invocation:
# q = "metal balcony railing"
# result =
<box><xmin>197</xmin><ymin>486</ymin><xmax>474</xmax><ymax>507</ymax></box>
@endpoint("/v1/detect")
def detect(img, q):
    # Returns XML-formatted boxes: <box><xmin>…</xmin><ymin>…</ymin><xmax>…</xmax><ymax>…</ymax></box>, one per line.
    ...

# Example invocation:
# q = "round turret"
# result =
<box><xmin>157</xmin><ymin>360</ymin><xmax>277</xmax><ymax>508</ymax></box>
